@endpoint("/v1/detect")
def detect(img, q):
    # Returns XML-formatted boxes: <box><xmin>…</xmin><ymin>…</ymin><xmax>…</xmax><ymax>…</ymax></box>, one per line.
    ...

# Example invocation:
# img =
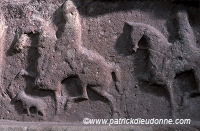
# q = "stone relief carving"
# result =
<box><xmin>13</xmin><ymin>90</ymin><xmax>47</xmax><ymax>119</ymax></box>
<box><xmin>0</xmin><ymin>11</ymin><xmax>7</xmax><ymax>92</ymax></box>
<box><xmin>0</xmin><ymin>0</ymin><xmax>199</xmax><ymax>122</ymax></box>
<box><xmin>126</xmin><ymin>10</ymin><xmax>200</xmax><ymax>119</ymax></box>
<box><xmin>34</xmin><ymin>0</ymin><xmax>122</xmax><ymax>118</ymax></box>
<box><xmin>3</xmin><ymin>0</ymin><xmax>122</xmax><ymax>118</ymax></box>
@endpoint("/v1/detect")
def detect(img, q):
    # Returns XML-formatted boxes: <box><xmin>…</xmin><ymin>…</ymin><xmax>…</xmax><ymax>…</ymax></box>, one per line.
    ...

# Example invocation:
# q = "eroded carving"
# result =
<box><xmin>0</xmin><ymin>10</ymin><xmax>8</xmax><ymax>98</ymax></box>
<box><xmin>13</xmin><ymin>91</ymin><xmax>47</xmax><ymax>119</ymax></box>
<box><xmin>126</xmin><ymin>10</ymin><xmax>200</xmax><ymax>119</ymax></box>
<box><xmin>6</xmin><ymin>69</ymin><xmax>35</xmax><ymax>100</ymax></box>
<box><xmin>33</xmin><ymin>0</ymin><xmax>122</xmax><ymax>117</ymax></box>
<box><xmin>1</xmin><ymin>0</ymin><xmax>199</xmax><ymax>122</ymax></box>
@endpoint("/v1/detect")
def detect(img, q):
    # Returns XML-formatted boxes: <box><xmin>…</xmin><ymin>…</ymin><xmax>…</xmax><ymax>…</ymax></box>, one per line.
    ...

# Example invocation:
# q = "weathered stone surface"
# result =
<box><xmin>0</xmin><ymin>0</ymin><xmax>199</xmax><ymax>128</ymax></box>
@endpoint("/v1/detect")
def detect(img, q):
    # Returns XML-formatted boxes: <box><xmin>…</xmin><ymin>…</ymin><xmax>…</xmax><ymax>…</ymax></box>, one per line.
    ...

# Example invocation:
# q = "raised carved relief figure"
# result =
<box><xmin>126</xmin><ymin>21</ymin><xmax>176</xmax><ymax>118</ymax></box>
<box><xmin>175</xmin><ymin>10</ymin><xmax>200</xmax><ymax>91</ymax></box>
<box><xmin>13</xmin><ymin>91</ymin><xmax>47</xmax><ymax>119</ymax></box>
<box><xmin>0</xmin><ymin>11</ymin><xmax>7</xmax><ymax>98</ymax></box>
<box><xmin>7</xmin><ymin>68</ymin><xmax>38</xmax><ymax>100</ymax></box>
<box><xmin>62</xmin><ymin>0</ymin><xmax>121</xmax><ymax>116</ymax></box>
<box><xmin>35</xmin><ymin>0</ymin><xmax>122</xmax><ymax>117</ymax></box>
<box><xmin>31</xmin><ymin>14</ymin><xmax>63</xmax><ymax>114</ymax></box>
<box><xmin>125</xmin><ymin>22</ymin><xmax>172</xmax><ymax>83</ymax></box>
<box><xmin>127</xmin><ymin>10</ymin><xmax>200</xmax><ymax>119</ymax></box>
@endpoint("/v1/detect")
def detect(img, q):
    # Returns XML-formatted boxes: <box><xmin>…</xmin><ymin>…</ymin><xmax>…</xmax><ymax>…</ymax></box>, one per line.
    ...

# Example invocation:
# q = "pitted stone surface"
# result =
<box><xmin>0</xmin><ymin>0</ymin><xmax>199</xmax><ymax>128</ymax></box>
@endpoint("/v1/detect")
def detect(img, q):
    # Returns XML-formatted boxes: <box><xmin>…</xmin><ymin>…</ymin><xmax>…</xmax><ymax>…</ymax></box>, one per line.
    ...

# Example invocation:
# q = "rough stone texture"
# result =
<box><xmin>0</xmin><ymin>0</ymin><xmax>199</xmax><ymax>127</ymax></box>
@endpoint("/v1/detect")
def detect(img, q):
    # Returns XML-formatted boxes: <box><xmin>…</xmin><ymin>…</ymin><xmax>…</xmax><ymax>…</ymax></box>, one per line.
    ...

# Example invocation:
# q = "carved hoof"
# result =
<box><xmin>111</xmin><ymin>109</ymin><xmax>123</xmax><ymax>119</ymax></box>
<box><xmin>65</xmin><ymin>101</ymin><xmax>73</xmax><ymax>110</ymax></box>
<box><xmin>41</xmin><ymin>115</ymin><xmax>47</xmax><ymax>121</ymax></box>
<box><xmin>81</xmin><ymin>95</ymin><xmax>89</xmax><ymax>101</ymax></box>
<box><xmin>17</xmin><ymin>69</ymin><xmax>29</xmax><ymax>77</ymax></box>
<box><xmin>64</xmin><ymin>97</ymin><xmax>75</xmax><ymax>111</ymax></box>
<box><xmin>55</xmin><ymin>107</ymin><xmax>61</xmax><ymax>115</ymax></box>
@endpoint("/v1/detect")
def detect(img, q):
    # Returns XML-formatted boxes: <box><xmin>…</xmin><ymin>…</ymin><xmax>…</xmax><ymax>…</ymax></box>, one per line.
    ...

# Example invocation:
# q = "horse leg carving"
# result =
<box><xmin>91</xmin><ymin>87</ymin><xmax>119</xmax><ymax>118</ymax></box>
<box><xmin>26</xmin><ymin>106</ymin><xmax>31</xmax><ymax>116</ymax></box>
<box><xmin>55</xmin><ymin>88</ymin><xmax>62</xmax><ymax>114</ymax></box>
<box><xmin>112</xmin><ymin>65</ymin><xmax>122</xmax><ymax>94</ymax></box>
<box><xmin>167</xmin><ymin>80</ymin><xmax>177</xmax><ymax>119</ymax></box>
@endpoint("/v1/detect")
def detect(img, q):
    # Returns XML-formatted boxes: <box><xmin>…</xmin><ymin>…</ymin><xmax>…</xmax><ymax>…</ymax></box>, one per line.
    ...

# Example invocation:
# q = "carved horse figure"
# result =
<box><xmin>35</xmin><ymin>0</ymin><xmax>122</xmax><ymax>117</ymax></box>
<box><xmin>126</xmin><ymin>10</ymin><xmax>200</xmax><ymax>119</ymax></box>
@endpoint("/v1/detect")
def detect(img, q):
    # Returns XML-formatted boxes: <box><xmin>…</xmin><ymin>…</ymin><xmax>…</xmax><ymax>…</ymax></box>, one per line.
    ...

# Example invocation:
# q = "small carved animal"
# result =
<box><xmin>14</xmin><ymin>91</ymin><xmax>47</xmax><ymax>119</ymax></box>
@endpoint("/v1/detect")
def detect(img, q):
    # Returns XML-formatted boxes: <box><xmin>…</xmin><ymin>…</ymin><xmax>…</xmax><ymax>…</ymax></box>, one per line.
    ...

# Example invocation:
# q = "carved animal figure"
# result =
<box><xmin>34</xmin><ymin>0</ymin><xmax>122</xmax><ymax>117</ymax></box>
<box><xmin>0</xmin><ymin>11</ymin><xmax>8</xmax><ymax>98</ymax></box>
<box><xmin>127</xmin><ymin>10</ymin><xmax>200</xmax><ymax>119</ymax></box>
<box><xmin>14</xmin><ymin>91</ymin><xmax>47</xmax><ymax>119</ymax></box>
<box><xmin>6</xmin><ymin>69</ymin><xmax>35</xmax><ymax>99</ymax></box>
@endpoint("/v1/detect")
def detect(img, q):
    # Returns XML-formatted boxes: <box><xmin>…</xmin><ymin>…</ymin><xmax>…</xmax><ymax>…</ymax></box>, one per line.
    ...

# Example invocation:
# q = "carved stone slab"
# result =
<box><xmin>0</xmin><ymin>0</ymin><xmax>199</xmax><ymax>123</ymax></box>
